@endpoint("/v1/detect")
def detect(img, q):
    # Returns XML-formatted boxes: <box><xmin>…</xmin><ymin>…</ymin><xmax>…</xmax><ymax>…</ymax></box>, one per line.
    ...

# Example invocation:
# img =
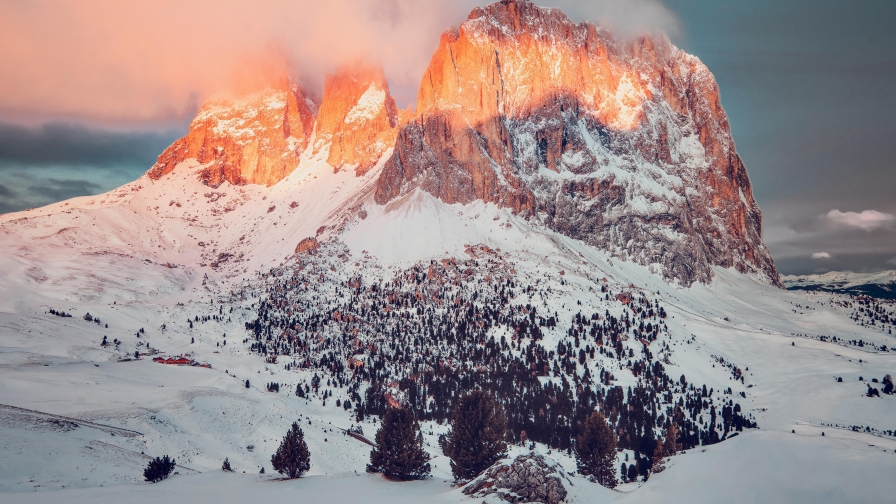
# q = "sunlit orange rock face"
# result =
<box><xmin>147</xmin><ymin>80</ymin><xmax>315</xmax><ymax>187</ymax></box>
<box><xmin>376</xmin><ymin>0</ymin><xmax>779</xmax><ymax>286</ymax></box>
<box><xmin>313</xmin><ymin>63</ymin><xmax>400</xmax><ymax>175</ymax></box>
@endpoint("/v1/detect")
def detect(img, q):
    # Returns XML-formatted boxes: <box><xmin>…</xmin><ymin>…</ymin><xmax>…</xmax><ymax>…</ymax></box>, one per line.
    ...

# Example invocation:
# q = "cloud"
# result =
<box><xmin>26</xmin><ymin>178</ymin><xmax>102</xmax><ymax>202</ymax></box>
<box><xmin>0</xmin><ymin>174</ymin><xmax>105</xmax><ymax>213</ymax></box>
<box><xmin>761</xmin><ymin>201</ymin><xmax>896</xmax><ymax>274</ymax></box>
<box><xmin>0</xmin><ymin>0</ymin><xmax>679</xmax><ymax>125</ymax></box>
<box><xmin>0</xmin><ymin>121</ymin><xmax>178</xmax><ymax>214</ymax></box>
<box><xmin>548</xmin><ymin>0</ymin><xmax>680</xmax><ymax>39</ymax></box>
<box><xmin>0</xmin><ymin>122</ymin><xmax>179</xmax><ymax>168</ymax></box>
<box><xmin>0</xmin><ymin>120</ymin><xmax>181</xmax><ymax>214</ymax></box>
<box><xmin>826</xmin><ymin>209</ymin><xmax>895</xmax><ymax>231</ymax></box>
<box><xmin>811</xmin><ymin>252</ymin><xmax>832</xmax><ymax>259</ymax></box>
<box><xmin>0</xmin><ymin>182</ymin><xmax>16</xmax><ymax>198</ymax></box>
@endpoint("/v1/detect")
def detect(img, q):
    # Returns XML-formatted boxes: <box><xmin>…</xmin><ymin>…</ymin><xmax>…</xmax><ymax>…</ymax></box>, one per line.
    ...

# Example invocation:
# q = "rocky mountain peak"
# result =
<box><xmin>142</xmin><ymin>0</ymin><xmax>779</xmax><ymax>288</ymax></box>
<box><xmin>313</xmin><ymin>61</ymin><xmax>401</xmax><ymax>175</ymax></box>
<box><xmin>147</xmin><ymin>79</ymin><xmax>315</xmax><ymax>188</ymax></box>
<box><xmin>375</xmin><ymin>0</ymin><xmax>780</xmax><ymax>287</ymax></box>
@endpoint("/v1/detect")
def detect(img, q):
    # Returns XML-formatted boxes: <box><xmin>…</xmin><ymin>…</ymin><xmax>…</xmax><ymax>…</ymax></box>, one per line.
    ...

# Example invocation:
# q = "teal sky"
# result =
<box><xmin>664</xmin><ymin>0</ymin><xmax>896</xmax><ymax>274</ymax></box>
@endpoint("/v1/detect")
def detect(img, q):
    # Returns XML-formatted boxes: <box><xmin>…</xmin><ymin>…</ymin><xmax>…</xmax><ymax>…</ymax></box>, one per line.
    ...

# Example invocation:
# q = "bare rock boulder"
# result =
<box><xmin>295</xmin><ymin>237</ymin><xmax>320</xmax><ymax>255</ymax></box>
<box><xmin>463</xmin><ymin>453</ymin><xmax>568</xmax><ymax>504</ymax></box>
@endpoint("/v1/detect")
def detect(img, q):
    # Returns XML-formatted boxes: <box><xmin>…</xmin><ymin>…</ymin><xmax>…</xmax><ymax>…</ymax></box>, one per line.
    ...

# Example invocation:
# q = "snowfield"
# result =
<box><xmin>1</xmin><ymin>153</ymin><xmax>895</xmax><ymax>504</ymax></box>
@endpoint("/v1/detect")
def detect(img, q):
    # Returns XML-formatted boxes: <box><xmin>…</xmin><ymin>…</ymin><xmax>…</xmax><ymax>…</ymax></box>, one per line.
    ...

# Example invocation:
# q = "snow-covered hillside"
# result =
<box><xmin>1</xmin><ymin>154</ymin><xmax>895</xmax><ymax>502</ymax></box>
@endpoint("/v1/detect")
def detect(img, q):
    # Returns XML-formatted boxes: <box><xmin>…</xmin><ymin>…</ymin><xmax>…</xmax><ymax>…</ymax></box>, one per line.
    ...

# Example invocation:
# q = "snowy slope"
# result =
<box><xmin>2</xmin><ymin>174</ymin><xmax>895</xmax><ymax>502</ymax></box>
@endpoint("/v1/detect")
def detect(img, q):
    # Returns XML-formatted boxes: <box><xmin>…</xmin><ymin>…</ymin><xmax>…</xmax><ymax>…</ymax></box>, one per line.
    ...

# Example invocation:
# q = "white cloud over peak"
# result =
<box><xmin>811</xmin><ymin>252</ymin><xmax>832</xmax><ymax>259</ymax></box>
<box><xmin>826</xmin><ymin>209</ymin><xmax>895</xmax><ymax>231</ymax></box>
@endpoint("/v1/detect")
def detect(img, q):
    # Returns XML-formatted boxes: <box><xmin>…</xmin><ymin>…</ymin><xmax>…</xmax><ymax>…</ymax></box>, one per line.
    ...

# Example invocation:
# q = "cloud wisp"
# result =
<box><xmin>0</xmin><ymin>0</ymin><xmax>679</xmax><ymax>126</ymax></box>
<box><xmin>0</xmin><ymin>173</ymin><xmax>105</xmax><ymax>214</ymax></box>
<box><xmin>826</xmin><ymin>209</ymin><xmax>895</xmax><ymax>231</ymax></box>
<box><xmin>547</xmin><ymin>0</ymin><xmax>680</xmax><ymax>39</ymax></box>
<box><xmin>811</xmin><ymin>252</ymin><xmax>832</xmax><ymax>259</ymax></box>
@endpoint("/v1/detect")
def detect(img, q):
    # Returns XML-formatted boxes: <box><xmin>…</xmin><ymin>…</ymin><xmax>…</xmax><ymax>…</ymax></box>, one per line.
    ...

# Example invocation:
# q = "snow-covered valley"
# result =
<box><xmin>1</xmin><ymin>152</ymin><xmax>895</xmax><ymax>503</ymax></box>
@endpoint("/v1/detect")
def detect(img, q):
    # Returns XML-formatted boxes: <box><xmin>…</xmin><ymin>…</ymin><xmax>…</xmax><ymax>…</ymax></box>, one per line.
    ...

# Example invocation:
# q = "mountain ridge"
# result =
<box><xmin>5</xmin><ymin>0</ymin><xmax>781</xmax><ymax>293</ymax></box>
<box><xmin>784</xmin><ymin>270</ymin><xmax>896</xmax><ymax>300</ymax></box>
<box><xmin>375</xmin><ymin>0</ymin><xmax>779</xmax><ymax>287</ymax></box>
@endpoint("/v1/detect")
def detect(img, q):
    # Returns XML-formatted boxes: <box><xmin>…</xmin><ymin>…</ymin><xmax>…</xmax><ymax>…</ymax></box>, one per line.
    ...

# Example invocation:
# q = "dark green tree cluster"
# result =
<box><xmin>143</xmin><ymin>455</ymin><xmax>176</xmax><ymax>483</ymax></box>
<box><xmin>271</xmin><ymin>422</ymin><xmax>311</xmax><ymax>478</ymax></box>
<box><xmin>443</xmin><ymin>390</ymin><xmax>507</xmax><ymax>481</ymax></box>
<box><xmin>367</xmin><ymin>407</ymin><xmax>431</xmax><ymax>480</ymax></box>
<box><xmin>244</xmin><ymin>241</ymin><xmax>757</xmax><ymax>471</ymax></box>
<box><xmin>574</xmin><ymin>411</ymin><xmax>617</xmax><ymax>488</ymax></box>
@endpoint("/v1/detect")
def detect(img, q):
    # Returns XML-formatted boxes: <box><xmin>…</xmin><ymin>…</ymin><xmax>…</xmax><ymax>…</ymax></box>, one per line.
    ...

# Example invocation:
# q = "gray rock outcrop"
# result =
<box><xmin>463</xmin><ymin>453</ymin><xmax>568</xmax><ymax>504</ymax></box>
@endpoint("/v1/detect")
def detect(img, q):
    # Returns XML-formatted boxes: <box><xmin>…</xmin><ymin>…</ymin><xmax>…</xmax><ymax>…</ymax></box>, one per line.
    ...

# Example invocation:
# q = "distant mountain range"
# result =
<box><xmin>783</xmin><ymin>270</ymin><xmax>896</xmax><ymax>299</ymax></box>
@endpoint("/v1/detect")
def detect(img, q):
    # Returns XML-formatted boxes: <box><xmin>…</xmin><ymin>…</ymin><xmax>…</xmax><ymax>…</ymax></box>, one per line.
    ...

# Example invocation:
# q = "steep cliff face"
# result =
<box><xmin>313</xmin><ymin>63</ymin><xmax>401</xmax><ymax>175</ymax></box>
<box><xmin>147</xmin><ymin>63</ymin><xmax>400</xmax><ymax>185</ymax></box>
<box><xmin>141</xmin><ymin>0</ymin><xmax>779</xmax><ymax>287</ymax></box>
<box><xmin>375</xmin><ymin>0</ymin><xmax>780</xmax><ymax>286</ymax></box>
<box><xmin>147</xmin><ymin>80</ymin><xmax>315</xmax><ymax>187</ymax></box>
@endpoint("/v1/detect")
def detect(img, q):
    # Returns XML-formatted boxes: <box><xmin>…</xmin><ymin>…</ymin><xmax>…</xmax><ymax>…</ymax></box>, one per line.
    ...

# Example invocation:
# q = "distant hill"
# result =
<box><xmin>783</xmin><ymin>270</ymin><xmax>896</xmax><ymax>300</ymax></box>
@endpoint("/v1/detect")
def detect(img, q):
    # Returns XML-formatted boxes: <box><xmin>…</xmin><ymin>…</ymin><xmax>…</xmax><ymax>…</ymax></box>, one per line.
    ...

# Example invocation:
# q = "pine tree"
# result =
<box><xmin>222</xmin><ymin>457</ymin><xmax>232</xmax><ymax>472</ymax></box>
<box><xmin>143</xmin><ymin>455</ymin><xmax>176</xmax><ymax>483</ymax></box>
<box><xmin>367</xmin><ymin>407</ymin><xmax>431</xmax><ymax>480</ymax></box>
<box><xmin>574</xmin><ymin>411</ymin><xmax>617</xmax><ymax>488</ymax></box>
<box><xmin>271</xmin><ymin>421</ymin><xmax>311</xmax><ymax>478</ymax></box>
<box><xmin>443</xmin><ymin>390</ymin><xmax>507</xmax><ymax>481</ymax></box>
<box><xmin>650</xmin><ymin>437</ymin><xmax>665</xmax><ymax>473</ymax></box>
<box><xmin>627</xmin><ymin>463</ymin><xmax>638</xmax><ymax>482</ymax></box>
<box><xmin>664</xmin><ymin>423</ymin><xmax>679</xmax><ymax>455</ymax></box>
<box><xmin>883</xmin><ymin>374</ymin><xmax>894</xmax><ymax>395</ymax></box>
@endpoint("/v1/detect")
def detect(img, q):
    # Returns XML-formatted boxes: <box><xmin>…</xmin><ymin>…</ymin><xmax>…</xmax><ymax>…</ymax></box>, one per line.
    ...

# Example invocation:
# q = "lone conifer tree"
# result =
<box><xmin>443</xmin><ymin>390</ymin><xmax>507</xmax><ymax>481</ymax></box>
<box><xmin>271</xmin><ymin>421</ymin><xmax>311</xmax><ymax>478</ymax></box>
<box><xmin>143</xmin><ymin>455</ymin><xmax>176</xmax><ymax>483</ymax></box>
<box><xmin>574</xmin><ymin>411</ymin><xmax>617</xmax><ymax>488</ymax></box>
<box><xmin>367</xmin><ymin>407</ymin><xmax>431</xmax><ymax>480</ymax></box>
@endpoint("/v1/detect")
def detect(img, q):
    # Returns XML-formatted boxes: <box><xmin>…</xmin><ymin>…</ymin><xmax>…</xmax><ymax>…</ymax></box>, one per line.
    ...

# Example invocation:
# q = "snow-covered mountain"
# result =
<box><xmin>148</xmin><ymin>78</ymin><xmax>316</xmax><ymax>187</ymax></box>
<box><xmin>0</xmin><ymin>1</ymin><xmax>893</xmax><ymax>503</ymax></box>
<box><xmin>784</xmin><ymin>270</ymin><xmax>896</xmax><ymax>300</ymax></box>
<box><xmin>376</xmin><ymin>0</ymin><xmax>779</xmax><ymax>287</ymax></box>
<box><xmin>139</xmin><ymin>0</ymin><xmax>779</xmax><ymax>289</ymax></box>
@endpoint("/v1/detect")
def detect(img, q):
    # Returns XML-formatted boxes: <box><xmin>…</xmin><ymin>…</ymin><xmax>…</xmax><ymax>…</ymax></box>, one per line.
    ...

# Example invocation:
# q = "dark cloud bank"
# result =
<box><xmin>0</xmin><ymin>122</ymin><xmax>179</xmax><ymax>213</ymax></box>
